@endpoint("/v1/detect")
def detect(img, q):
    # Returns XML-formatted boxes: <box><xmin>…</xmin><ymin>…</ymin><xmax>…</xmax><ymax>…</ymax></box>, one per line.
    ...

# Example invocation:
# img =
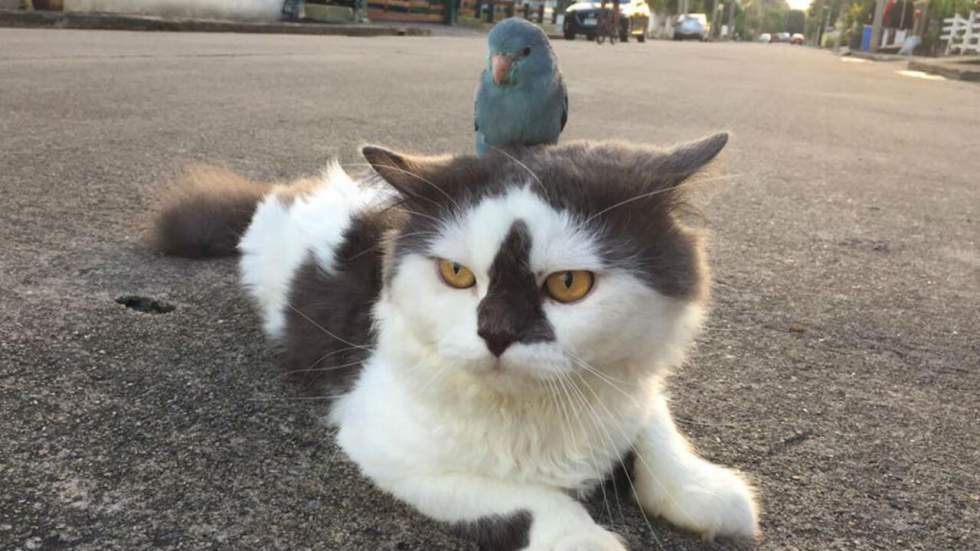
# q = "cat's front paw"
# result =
<box><xmin>551</xmin><ymin>526</ymin><xmax>627</xmax><ymax>551</ymax></box>
<box><xmin>636</xmin><ymin>458</ymin><xmax>759</xmax><ymax>541</ymax></box>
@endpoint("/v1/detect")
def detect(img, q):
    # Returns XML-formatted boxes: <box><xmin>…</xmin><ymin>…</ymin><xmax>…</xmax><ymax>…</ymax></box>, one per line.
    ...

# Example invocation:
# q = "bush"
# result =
<box><xmin>921</xmin><ymin>0</ymin><xmax>979</xmax><ymax>54</ymax></box>
<box><xmin>821</xmin><ymin>28</ymin><xmax>840</xmax><ymax>47</ymax></box>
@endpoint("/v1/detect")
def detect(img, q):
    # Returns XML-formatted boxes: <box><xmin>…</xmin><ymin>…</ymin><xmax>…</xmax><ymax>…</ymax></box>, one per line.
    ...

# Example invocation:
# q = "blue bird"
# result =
<box><xmin>475</xmin><ymin>18</ymin><xmax>568</xmax><ymax>156</ymax></box>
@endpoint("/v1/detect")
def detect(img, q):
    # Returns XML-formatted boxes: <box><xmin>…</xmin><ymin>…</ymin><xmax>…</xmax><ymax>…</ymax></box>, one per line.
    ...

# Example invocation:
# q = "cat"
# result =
<box><xmin>150</xmin><ymin>133</ymin><xmax>759</xmax><ymax>551</ymax></box>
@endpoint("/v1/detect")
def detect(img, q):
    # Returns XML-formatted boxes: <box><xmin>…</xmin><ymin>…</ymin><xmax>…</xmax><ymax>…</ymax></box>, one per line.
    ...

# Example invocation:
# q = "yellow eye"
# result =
<box><xmin>544</xmin><ymin>270</ymin><xmax>594</xmax><ymax>303</ymax></box>
<box><xmin>438</xmin><ymin>259</ymin><xmax>476</xmax><ymax>289</ymax></box>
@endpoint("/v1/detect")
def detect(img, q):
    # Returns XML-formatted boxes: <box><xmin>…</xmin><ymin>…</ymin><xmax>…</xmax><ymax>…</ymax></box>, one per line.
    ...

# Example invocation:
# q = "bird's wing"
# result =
<box><xmin>558</xmin><ymin>73</ymin><xmax>568</xmax><ymax>132</ymax></box>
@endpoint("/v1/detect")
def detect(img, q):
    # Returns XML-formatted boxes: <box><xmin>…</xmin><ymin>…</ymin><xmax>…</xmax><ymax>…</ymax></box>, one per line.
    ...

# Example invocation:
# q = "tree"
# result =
<box><xmin>738</xmin><ymin>0</ymin><xmax>791</xmax><ymax>37</ymax></box>
<box><xmin>805</xmin><ymin>0</ymin><xmax>842</xmax><ymax>41</ymax></box>
<box><xmin>922</xmin><ymin>0</ymin><xmax>979</xmax><ymax>53</ymax></box>
<box><xmin>786</xmin><ymin>8</ymin><xmax>806</xmax><ymax>32</ymax></box>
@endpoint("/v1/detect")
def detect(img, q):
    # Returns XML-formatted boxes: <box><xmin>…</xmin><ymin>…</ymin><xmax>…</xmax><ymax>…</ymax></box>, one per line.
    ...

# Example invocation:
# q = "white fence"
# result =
<box><xmin>941</xmin><ymin>11</ymin><xmax>980</xmax><ymax>55</ymax></box>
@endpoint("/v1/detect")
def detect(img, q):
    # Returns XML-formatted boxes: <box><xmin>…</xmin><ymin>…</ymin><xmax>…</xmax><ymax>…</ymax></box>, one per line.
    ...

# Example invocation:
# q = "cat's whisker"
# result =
<box><xmin>355</xmin><ymin>162</ymin><xmax>461</xmax><ymax>211</ymax></box>
<box><xmin>570</xmin><ymin>354</ymin><xmax>640</xmax><ymax>420</ymax></box>
<box><xmin>413</xmin><ymin>357</ymin><xmax>452</xmax><ymax>392</ymax></box>
<box><xmin>564</xmin><ymin>352</ymin><xmax>628</xmax><ymax>385</ymax></box>
<box><xmin>546</xmin><ymin>377</ymin><xmax>597</xmax><ymax>499</ymax></box>
<box><xmin>247</xmin><ymin>394</ymin><xmax>347</xmax><ymax>402</ymax></box>
<box><xmin>301</xmin><ymin>344</ymin><xmax>370</xmax><ymax>369</ymax></box>
<box><xmin>285</xmin><ymin>303</ymin><xmax>371</xmax><ymax>350</ymax></box>
<box><xmin>564</xmin><ymin>372</ymin><xmax>667</xmax><ymax>551</ymax></box>
<box><xmin>552</xmin><ymin>373</ymin><xmax>617</xmax><ymax>529</ymax></box>
<box><xmin>559</xmin><ymin>371</ymin><xmax>652</xmax><ymax>548</ymax></box>
<box><xmin>565</xmin><ymin>354</ymin><xmax>640</xmax><ymax>409</ymax></box>
<box><xmin>486</xmin><ymin>144</ymin><xmax>550</xmax><ymax>199</ymax></box>
<box><xmin>277</xmin><ymin>357</ymin><xmax>367</xmax><ymax>379</ymax></box>
<box><xmin>569</xmin><ymin>371</ymin><xmax>716</xmax><ymax>534</ymax></box>
<box><xmin>584</xmin><ymin>172</ymin><xmax>744</xmax><ymax>224</ymax></box>
<box><xmin>343</xmin><ymin>230</ymin><xmax>438</xmax><ymax>263</ymax></box>
<box><xmin>674</xmin><ymin>414</ymin><xmax>755</xmax><ymax>429</ymax></box>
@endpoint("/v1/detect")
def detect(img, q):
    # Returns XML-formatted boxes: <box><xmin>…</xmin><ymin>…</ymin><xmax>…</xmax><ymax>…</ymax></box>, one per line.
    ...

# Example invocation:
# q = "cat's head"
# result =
<box><xmin>363</xmin><ymin>134</ymin><xmax>726</xmax><ymax>392</ymax></box>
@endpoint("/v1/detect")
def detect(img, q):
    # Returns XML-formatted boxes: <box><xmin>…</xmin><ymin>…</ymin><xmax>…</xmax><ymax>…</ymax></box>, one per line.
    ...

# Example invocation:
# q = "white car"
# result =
<box><xmin>673</xmin><ymin>13</ymin><xmax>707</xmax><ymax>41</ymax></box>
<box><xmin>758</xmin><ymin>33</ymin><xmax>772</xmax><ymax>43</ymax></box>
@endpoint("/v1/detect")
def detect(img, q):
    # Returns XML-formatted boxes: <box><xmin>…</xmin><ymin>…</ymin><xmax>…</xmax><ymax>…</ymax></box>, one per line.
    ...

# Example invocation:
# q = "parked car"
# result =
<box><xmin>758</xmin><ymin>32</ymin><xmax>772</xmax><ymax>42</ymax></box>
<box><xmin>790</xmin><ymin>32</ymin><xmax>805</xmax><ymax>45</ymax></box>
<box><xmin>563</xmin><ymin>0</ymin><xmax>651</xmax><ymax>42</ymax></box>
<box><xmin>775</xmin><ymin>32</ymin><xmax>792</xmax><ymax>42</ymax></box>
<box><xmin>673</xmin><ymin>13</ymin><xmax>707</xmax><ymax>41</ymax></box>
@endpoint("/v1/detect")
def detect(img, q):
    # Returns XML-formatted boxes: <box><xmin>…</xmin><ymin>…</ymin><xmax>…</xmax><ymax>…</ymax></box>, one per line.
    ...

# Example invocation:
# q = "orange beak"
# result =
<box><xmin>491</xmin><ymin>54</ymin><xmax>513</xmax><ymax>86</ymax></box>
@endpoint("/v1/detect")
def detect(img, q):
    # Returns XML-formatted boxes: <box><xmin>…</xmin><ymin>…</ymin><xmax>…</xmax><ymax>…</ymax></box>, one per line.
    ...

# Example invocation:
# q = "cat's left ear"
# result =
<box><xmin>361</xmin><ymin>145</ymin><xmax>455</xmax><ymax>201</ymax></box>
<box><xmin>650</xmin><ymin>132</ymin><xmax>728</xmax><ymax>188</ymax></box>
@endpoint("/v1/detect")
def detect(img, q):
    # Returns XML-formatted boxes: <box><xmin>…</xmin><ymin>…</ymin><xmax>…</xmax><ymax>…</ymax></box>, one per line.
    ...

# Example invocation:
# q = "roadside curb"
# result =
<box><xmin>0</xmin><ymin>9</ymin><xmax>430</xmax><ymax>37</ymax></box>
<box><xmin>841</xmin><ymin>49</ymin><xmax>980</xmax><ymax>82</ymax></box>
<box><xmin>456</xmin><ymin>16</ymin><xmax>563</xmax><ymax>39</ymax></box>
<box><xmin>845</xmin><ymin>50</ymin><xmax>906</xmax><ymax>62</ymax></box>
<box><xmin>908</xmin><ymin>58</ymin><xmax>980</xmax><ymax>82</ymax></box>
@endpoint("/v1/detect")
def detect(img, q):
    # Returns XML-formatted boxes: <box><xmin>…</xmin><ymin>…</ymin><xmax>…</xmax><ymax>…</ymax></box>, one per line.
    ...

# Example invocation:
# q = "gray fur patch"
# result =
<box><xmin>451</xmin><ymin>510</ymin><xmax>533</xmax><ymax>551</ymax></box>
<box><xmin>364</xmin><ymin>134</ymin><xmax>726</xmax><ymax>303</ymax></box>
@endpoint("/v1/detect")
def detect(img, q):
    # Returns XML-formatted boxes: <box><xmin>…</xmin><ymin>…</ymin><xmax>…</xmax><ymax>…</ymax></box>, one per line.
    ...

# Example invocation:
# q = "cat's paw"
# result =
<box><xmin>551</xmin><ymin>527</ymin><xmax>627</xmax><ymax>551</ymax></box>
<box><xmin>636</xmin><ymin>458</ymin><xmax>759</xmax><ymax>541</ymax></box>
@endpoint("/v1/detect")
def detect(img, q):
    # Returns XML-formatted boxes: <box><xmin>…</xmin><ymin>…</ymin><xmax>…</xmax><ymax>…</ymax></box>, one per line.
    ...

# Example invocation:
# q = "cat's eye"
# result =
<box><xmin>521</xmin><ymin>47</ymin><xmax>531</xmax><ymax>56</ymax></box>
<box><xmin>544</xmin><ymin>270</ymin><xmax>594</xmax><ymax>303</ymax></box>
<box><xmin>438</xmin><ymin>259</ymin><xmax>476</xmax><ymax>289</ymax></box>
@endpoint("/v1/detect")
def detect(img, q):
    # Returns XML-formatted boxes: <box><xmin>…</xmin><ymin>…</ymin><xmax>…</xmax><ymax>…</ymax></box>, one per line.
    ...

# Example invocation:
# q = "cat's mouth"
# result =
<box><xmin>471</xmin><ymin>355</ymin><xmax>534</xmax><ymax>381</ymax></box>
<box><xmin>477</xmin><ymin>352</ymin><xmax>571</xmax><ymax>385</ymax></box>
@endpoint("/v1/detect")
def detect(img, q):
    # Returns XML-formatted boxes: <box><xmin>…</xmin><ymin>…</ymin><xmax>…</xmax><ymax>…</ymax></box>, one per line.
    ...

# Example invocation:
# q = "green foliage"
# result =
<box><xmin>804</xmin><ymin>0</ymin><xmax>841</xmax><ymax>41</ymax></box>
<box><xmin>820</xmin><ymin>27</ymin><xmax>841</xmax><ymax>46</ymax></box>
<box><xmin>843</xmin><ymin>0</ymin><xmax>871</xmax><ymax>30</ymax></box>
<box><xmin>922</xmin><ymin>0</ymin><xmax>978</xmax><ymax>53</ymax></box>
<box><xmin>786</xmin><ymin>8</ymin><xmax>806</xmax><ymax>32</ymax></box>
<box><xmin>808</xmin><ymin>0</ymin><xmax>976</xmax><ymax>54</ymax></box>
<box><xmin>737</xmin><ymin>0</ymin><xmax>793</xmax><ymax>37</ymax></box>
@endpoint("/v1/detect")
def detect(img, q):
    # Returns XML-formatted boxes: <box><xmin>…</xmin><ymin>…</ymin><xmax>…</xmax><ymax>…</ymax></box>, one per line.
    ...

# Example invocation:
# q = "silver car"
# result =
<box><xmin>673</xmin><ymin>14</ymin><xmax>707</xmax><ymax>41</ymax></box>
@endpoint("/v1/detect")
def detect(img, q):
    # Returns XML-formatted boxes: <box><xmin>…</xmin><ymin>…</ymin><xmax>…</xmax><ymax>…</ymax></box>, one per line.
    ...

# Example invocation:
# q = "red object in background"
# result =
<box><xmin>33</xmin><ymin>0</ymin><xmax>65</xmax><ymax>9</ymax></box>
<box><xmin>883</xmin><ymin>0</ymin><xmax>896</xmax><ymax>20</ymax></box>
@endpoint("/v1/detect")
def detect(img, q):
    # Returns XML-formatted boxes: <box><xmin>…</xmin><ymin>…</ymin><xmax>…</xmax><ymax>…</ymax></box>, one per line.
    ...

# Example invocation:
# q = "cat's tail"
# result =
<box><xmin>149</xmin><ymin>165</ymin><xmax>273</xmax><ymax>259</ymax></box>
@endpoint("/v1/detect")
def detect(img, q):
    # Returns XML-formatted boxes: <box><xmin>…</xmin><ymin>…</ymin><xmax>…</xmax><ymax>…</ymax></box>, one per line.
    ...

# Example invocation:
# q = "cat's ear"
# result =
<box><xmin>650</xmin><ymin>132</ymin><xmax>728</xmax><ymax>188</ymax></box>
<box><xmin>361</xmin><ymin>145</ymin><xmax>453</xmax><ymax>200</ymax></box>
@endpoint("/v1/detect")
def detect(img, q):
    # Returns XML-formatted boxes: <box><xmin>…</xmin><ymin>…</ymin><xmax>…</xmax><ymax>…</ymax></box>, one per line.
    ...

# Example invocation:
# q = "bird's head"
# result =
<box><xmin>486</xmin><ymin>18</ymin><xmax>555</xmax><ymax>87</ymax></box>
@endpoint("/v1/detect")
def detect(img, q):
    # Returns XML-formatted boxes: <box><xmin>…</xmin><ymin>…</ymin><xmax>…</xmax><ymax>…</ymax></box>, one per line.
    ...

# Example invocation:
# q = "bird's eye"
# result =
<box><xmin>522</xmin><ymin>47</ymin><xmax>531</xmax><ymax>57</ymax></box>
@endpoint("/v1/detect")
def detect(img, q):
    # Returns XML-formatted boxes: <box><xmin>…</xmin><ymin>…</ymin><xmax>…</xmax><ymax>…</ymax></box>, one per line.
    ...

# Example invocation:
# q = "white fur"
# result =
<box><xmin>238</xmin><ymin>163</ymin><xmax>389</xmax><ymax>337</ymax></box>
<box><xmin>239</xmin><ymin>172</ymin><xmax>759</xmax><ymax>549</ymax></box>
<box><xmin>634</xmin><ymin>394</ymin><xmax>759</xmax><ymax>540</ymax></box>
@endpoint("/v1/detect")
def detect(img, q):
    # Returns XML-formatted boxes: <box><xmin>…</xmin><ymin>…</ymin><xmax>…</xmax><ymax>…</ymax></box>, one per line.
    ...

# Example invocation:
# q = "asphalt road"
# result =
<box><xmin>1</xmin><ymin>28</ymin><xmax>978</xmax><ymax>551</ymax></box>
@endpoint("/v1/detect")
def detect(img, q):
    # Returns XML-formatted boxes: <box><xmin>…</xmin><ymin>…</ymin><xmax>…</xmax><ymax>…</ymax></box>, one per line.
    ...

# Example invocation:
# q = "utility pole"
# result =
<box><xmin>726</xmin><ymin>0</ymin><xmax>736</xmax><ymax>39</ymax></box>
<box><xmin>817</xmin><ymin>3</ymin><xmax>831</xmax><ymax>46</ymax></box>
<box><xmin>711</xmin><ymin>0</ymin><xmax>721</xmax><ymax>38</ymax></box>
<box><xmin>870</xmin><ymin>0</ymin><xmax>886</xmax><ymax>52</ymax></box>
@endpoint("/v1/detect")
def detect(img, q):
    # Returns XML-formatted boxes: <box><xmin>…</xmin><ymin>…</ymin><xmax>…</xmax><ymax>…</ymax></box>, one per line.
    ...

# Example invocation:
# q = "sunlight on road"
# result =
<box><xmin>840</xmin><ymin>57</ymin><xmax>868</xmax><ymax>63</ymax></box>
<box><xmin>895</xmin><ymin>70</ymin><xmax>946</xmax><ymax>81</ymax></box>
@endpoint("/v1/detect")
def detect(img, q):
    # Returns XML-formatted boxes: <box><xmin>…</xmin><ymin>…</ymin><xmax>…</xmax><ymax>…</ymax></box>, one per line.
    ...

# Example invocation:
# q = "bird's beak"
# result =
<box><xmin>491</xmin><ymin>54</ymin><xmax>513</xmax><ymax>86</ymax></box>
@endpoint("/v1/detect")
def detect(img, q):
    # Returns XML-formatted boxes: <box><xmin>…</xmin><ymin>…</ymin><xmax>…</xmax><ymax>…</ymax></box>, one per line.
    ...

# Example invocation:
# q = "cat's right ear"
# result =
<box><xmin>650</xmin><ymin>132</ymin><xmax>729</xmax><ymax>189</ymax></box>
<box><xmin>361</xmin><ymin>145</ymin><xmax>452</xmax><ymax>200</ymax></box>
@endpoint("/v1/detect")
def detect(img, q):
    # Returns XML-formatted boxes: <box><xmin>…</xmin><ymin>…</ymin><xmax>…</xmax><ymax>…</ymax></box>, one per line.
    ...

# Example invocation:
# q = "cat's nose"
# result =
<box><xmin>477</xmin><ymin>328</ymin><xmax>516</xmax><ymax>357</ymax></box>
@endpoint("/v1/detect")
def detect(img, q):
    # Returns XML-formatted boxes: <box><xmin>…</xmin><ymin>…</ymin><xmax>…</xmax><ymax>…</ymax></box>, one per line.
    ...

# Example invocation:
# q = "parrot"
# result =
<box><xmin>474</xmin><ymin>18</ymin><xmax>568</xmax><ymax>156</ymax></box>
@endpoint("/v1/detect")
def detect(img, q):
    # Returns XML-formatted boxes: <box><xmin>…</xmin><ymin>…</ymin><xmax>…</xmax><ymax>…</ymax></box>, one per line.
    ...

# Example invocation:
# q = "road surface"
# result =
<box><xmin>1</xmin><ymin>28</ymin><xmax>978</xmax><ymax>551</ymax></box>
